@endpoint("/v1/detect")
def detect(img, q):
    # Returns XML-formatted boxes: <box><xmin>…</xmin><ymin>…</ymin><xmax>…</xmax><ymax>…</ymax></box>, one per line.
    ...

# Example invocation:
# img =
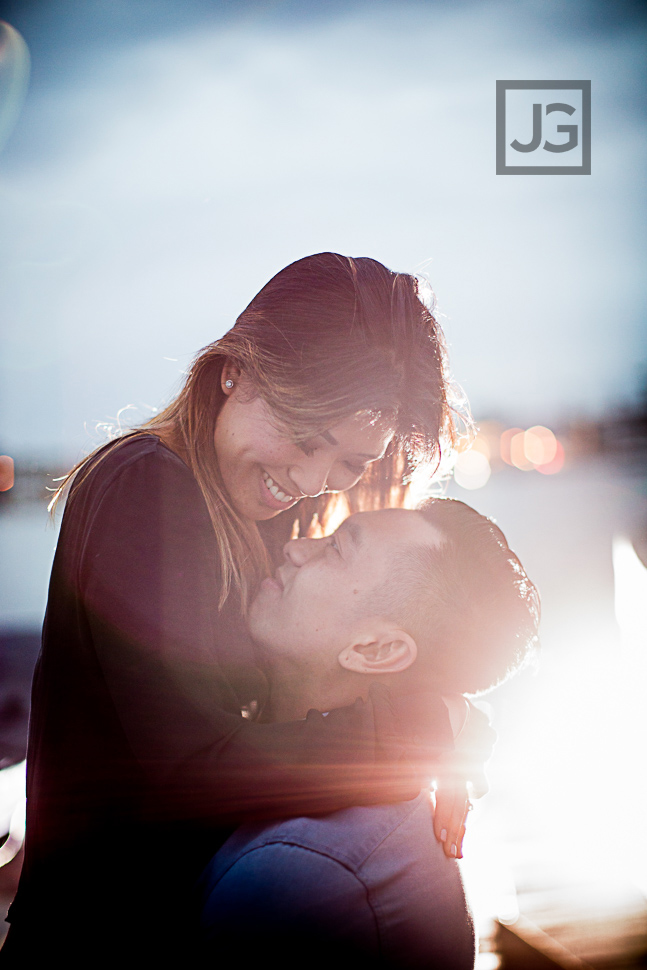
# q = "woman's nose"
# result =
<box><xmin>283</xmin><ymin>536</ymin><xmax>324</xmax><ymax>566</ymax></box>
<box><xmin>288</xmin><ymin>458</ymin><xmax>331</xmax><ymax>498</ymax></box>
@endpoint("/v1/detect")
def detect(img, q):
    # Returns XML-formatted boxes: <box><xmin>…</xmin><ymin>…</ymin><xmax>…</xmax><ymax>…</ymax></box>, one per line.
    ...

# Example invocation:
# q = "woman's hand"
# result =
<box><xmin>433</xmin><ymin>780</ymin><xmax>472</xmax><ymax>860</ymax></box>
<box><xmin>432</xmin><ymin>697</ymin><xmax>497</xmax><ymax>859</ymax></box>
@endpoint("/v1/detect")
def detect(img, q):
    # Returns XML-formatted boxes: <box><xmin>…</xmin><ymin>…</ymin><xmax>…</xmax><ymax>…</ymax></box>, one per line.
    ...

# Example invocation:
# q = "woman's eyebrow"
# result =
<box><xmin>320</xmin><ymin>430</ymin><xmax>386</xmax><ymax>462</ymax></box>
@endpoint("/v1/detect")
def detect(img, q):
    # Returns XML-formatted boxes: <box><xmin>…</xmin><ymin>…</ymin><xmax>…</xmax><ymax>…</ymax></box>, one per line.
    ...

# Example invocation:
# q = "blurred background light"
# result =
<box><xmin>500</xmin><ymin>428</ymin><xmax>523</xmax><ymax>466</ymax></box>
<box><xmin>0</xmin><ymin>762</ymin><xmax>25</xmax><ymax>868</ymax></box>
<box><xmin>454</xmin><ymin>448</ymin><xmax>492</xmax><ymax>490</ymax></box>
<box><xmin>536</xmin><ymin>438</ymin><xmax>565</xmax><ymax>475</ymax></box>
<box><xmin>0</xmin><ymin>457</ymin><xmax>14</xmax><ymax>492</ymax></box>
<box><xmin>524</xmin><ymin>425</ymin><xmax>557</xmax><ymax>465</ymax></box>
<box><xmin>510</xmin><ymin>431</ymin><xmax>534</xmax><ymax>471</ymax></box>
<box><xmin>613</xmin><ymin>535</ymin><xmax>647</xmax><ymax>652</ymax></box>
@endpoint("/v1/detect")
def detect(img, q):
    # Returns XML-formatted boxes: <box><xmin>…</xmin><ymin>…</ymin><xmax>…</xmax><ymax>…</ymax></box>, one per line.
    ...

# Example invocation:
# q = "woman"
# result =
<box><xmin>3</xmin><ymin>254</ymin><xmax>479</xmax><ymax>964</ymax></box>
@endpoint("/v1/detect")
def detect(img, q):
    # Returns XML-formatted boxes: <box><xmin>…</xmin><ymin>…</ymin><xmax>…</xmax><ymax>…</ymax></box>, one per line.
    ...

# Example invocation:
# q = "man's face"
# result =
<box><xmin>248</xmin><ymin>508</ymin><xmax>444</xmax><ymax>675</ymax></box>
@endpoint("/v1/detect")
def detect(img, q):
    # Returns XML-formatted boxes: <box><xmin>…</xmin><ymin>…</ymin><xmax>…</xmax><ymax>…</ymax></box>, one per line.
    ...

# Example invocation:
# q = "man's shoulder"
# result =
<box><xmin>214</xmin><ymin>791</ymin><xmax>434</xmax><ymax>876</ymax></box>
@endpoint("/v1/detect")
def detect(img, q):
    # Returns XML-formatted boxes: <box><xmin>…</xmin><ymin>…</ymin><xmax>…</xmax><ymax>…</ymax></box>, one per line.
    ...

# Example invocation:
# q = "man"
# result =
<box><xmin>199</xmin><ymin>498</ymin><xmax>539</xmax><ymax>968</ymax></box>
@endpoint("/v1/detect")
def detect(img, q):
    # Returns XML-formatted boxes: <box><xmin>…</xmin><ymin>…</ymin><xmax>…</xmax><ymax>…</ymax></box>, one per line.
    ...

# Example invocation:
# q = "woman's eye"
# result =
<box><xmin>345</xmin><ymin>462</ymin><xmax>368</xmax><ymax>477</ymax></box>
<box><xmin>328</xmin><ymin>535</ymin><xmax>341</xmax><ymax>554</ymax></box>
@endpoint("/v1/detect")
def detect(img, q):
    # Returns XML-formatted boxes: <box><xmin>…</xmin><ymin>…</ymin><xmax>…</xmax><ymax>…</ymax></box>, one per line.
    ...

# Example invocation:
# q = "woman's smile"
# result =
<box><xmin>214</xmin><ymin>368</ymin><xmax>392</xmax><ymax>522</ymax></box>
<box><xmin>259</xmin><ymin>469</ymin><xmax>299</xmax><ymax>510</ymax></box>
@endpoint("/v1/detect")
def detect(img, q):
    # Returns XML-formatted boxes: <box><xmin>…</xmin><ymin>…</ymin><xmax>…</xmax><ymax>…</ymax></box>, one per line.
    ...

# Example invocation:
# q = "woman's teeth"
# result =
<box><xmin>262</xmin><ymin>472</ymin><xmax>294</xmax><ymax>504</ymax></box>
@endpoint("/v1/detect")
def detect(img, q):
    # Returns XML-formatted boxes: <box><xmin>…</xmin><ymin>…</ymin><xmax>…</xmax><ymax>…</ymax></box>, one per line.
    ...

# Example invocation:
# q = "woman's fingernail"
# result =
<box><xmin>440</xmin><ymin>828</ymin><xmax>447</xmax><ymax>842</ymax></box>
<box><xmin>451</xmin><ymin>844</ymin><xmax>457</xmax><ymax>857</ymax></box>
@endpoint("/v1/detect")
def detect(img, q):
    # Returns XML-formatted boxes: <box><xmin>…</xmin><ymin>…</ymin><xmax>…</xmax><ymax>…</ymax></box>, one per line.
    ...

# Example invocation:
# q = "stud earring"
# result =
<box><xmin>224</xmin><ymin>379</ymin><xmax>234</xmax><ymax>389</ymax></box>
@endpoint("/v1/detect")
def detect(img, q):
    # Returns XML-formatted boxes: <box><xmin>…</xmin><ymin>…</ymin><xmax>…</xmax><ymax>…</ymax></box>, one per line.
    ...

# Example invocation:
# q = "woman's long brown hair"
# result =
<box><xmin>51</xmin><ymin>253</ymin><xmax>468</xmax><ymax>611</ymax></box>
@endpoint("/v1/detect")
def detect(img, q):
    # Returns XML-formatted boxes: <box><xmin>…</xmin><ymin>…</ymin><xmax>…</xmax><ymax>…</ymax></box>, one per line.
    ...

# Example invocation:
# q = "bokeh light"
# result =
<box><xmin>0</xmin><ymin>457</ymin><xmax>14</xmax><ymax>491</ymax></box>
<box><xmin>454</xmin><ymin>448</ymin><xmax>492</xmax><ymax>490</ymax></box>
<box><xmin>500</xmin><ymin>428</ymin><xmax>523</xmax><ymax>466</ymax></box>
<box><xmin>535</xmin><ymin>439</ymin><xmax>565</xmax><ymax>475</ymax></box>
<box><xmin>454</xmin><ymin>423</ymin><xmax>567</xmax><ymax>489</ymax></box>
<box><xmin>524</xmin><ymin>425</ymin><xmax>557</xmax><ymax>465</ymax></box>
<box><xmin>509</xmin><ymin>431</ymin><xmax>534</xmax><ymax>471</ymax></box>
<box><xmin>499</xmin><ymin>427</ymin><xmax>565</xmax><ymax>474</ymax></box>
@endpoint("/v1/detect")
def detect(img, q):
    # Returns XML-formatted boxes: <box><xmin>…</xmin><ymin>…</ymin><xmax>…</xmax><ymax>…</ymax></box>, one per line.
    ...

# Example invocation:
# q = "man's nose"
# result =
<box><xmin>283</xmin><ymin>536</ymin><xmax>325</xmax><ymax>566</ymax></box>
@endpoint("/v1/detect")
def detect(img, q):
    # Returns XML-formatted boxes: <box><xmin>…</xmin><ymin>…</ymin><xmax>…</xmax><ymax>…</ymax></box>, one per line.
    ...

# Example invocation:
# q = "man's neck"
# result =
<box><xmin>263</xmin><ymin>666</ymin><xmax>366</xmax><ymax>723</ymax></box>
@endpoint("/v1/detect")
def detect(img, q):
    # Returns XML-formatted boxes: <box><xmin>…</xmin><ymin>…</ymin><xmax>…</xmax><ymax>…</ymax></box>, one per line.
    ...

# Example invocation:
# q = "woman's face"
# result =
<box><xmin>213</xmin><ymin>368</ymin><xmax>393</xmax><ymax>521</ymax></box>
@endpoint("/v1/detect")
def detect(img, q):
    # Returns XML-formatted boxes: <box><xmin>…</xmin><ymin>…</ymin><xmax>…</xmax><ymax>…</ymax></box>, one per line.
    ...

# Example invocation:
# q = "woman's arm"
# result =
<box><xmin>76</xmin><ymin>439</ymin><xmax>451</xmax><ymax>824</ymax></box>
<box><xmin>433</xmin><ymin>698</ymin><xmax>496</xmax><ymax>857</ymax></box>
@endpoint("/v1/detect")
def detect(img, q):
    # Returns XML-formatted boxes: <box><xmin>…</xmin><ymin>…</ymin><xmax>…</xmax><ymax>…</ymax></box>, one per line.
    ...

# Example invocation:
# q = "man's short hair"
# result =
<box><xmin>374</xmin><ymin>498</ymin><xmax>540</xmax><ymax>695</ymax></box>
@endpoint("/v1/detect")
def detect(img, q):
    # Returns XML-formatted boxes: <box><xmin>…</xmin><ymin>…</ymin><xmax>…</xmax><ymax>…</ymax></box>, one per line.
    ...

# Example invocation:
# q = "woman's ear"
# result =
<box><xmin>338</xmin><ymin>630</ymin><xmax>417</xmax><ymax>675</ymax></box>
<box><xmin>221</xmin><ymin>361</ymin><xmax>242</xmax><ymax>395</ymax></box>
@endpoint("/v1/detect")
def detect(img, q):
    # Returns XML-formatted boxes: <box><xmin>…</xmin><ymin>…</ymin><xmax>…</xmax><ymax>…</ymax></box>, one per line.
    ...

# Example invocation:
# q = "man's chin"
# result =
<box><xmin>246</xmin><ymin>612</ymin><xmax>275</xmax><ymax>659</ymax></box>
<box><xmin>247</xmin><ymin>590</ymin><xmax>267</xmax><ymax>627</ymax></box>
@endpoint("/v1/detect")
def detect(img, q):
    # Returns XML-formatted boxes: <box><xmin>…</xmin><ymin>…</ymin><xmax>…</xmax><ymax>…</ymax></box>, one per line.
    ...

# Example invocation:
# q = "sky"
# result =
<box><xmin>0</xmin><ymin>0</ymin><xmax>646</xmax><ymax>461</ymax></box>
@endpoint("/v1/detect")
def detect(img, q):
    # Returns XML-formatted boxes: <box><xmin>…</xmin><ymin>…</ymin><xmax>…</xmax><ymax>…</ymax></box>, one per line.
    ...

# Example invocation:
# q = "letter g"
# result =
<box><xmin>543</xmin><ymin>102</ymin><xmax>578</xmax><ymax>153</ymax></box>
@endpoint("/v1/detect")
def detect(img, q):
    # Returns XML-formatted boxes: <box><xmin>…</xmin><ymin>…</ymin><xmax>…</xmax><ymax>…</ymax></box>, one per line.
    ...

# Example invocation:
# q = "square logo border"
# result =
<box><xmin>496</xmin><ymin>80</ymin><xmax>591</xmax><ymax>175</ymax></box>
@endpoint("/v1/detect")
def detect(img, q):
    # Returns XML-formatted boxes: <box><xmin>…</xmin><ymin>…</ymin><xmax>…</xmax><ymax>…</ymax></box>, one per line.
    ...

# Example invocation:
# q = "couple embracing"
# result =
<box><xmin>3</xmin><ymin>254</ymin><xmax>538</xmax><ymax>968</ymax></box>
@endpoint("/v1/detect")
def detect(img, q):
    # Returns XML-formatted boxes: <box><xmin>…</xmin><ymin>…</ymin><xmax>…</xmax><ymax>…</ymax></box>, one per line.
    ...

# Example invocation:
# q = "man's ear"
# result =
<box><xmin>338</xmin><ymin>630</ymin><xmax>417</xmax><ymax>675</ymax></box>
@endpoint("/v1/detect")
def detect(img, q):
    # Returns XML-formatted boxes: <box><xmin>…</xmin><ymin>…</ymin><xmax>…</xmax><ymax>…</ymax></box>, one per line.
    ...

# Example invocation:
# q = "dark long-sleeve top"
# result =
<box><xmin>4</xmin><ymin>435</ymin><xmax>452</xmax><ymax>965</ymax></box>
